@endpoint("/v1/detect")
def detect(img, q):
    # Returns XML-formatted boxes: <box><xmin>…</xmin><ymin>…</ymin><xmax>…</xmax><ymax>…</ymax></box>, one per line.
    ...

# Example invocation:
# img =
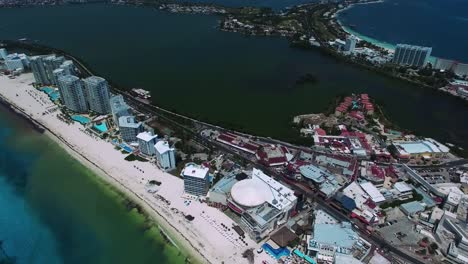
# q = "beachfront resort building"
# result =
<box><xmin>227</xmin><ymin>168</ymin><xmax>297</xmax><ymax>241</ymax></box>
<box><xmin>83</xmin><ymin>76</ymin><xmax>111</xmax><ymax>114</ymax></box>
<box><xmin>4</xmin><ymin>53</ymin><xmax>28</xmax><ymax>71</ymax></box>
<box><xmin>182</xmin><ymin>163</ymin><xmax>210</xmax><ymax>196</ymax></box>
<box><xmin>52</xmin><ymin>68</ymin><xmax>67</xmax><ymax>87</ymax></box>
<box><xmin>393</xmin><ymin>44</ymin><xmax>432</xmax><ymax>67</ymax></box>
<box><xmin>344</xmin><ymin>35</ymin><xmax>358</xmax><ymax>53</ymax></box>
<box><xmin>118</xmin><ymin>116</ymin><xmax>143</xmax><ymax>142</ymax></box>
<box><xmin>4</xmin><ymin>55</ymin><xmax>23</xmax><ymax>71</ymax></box>
<box><xmin>57</xmin><ymin>75</ymin><xmax>88</xmax><ymax>113</ymax></box>
<box><xmin>30</xmin><ymin>56</ymin><xmax>49</xmax><ymax>85</ymax></box>
<box><xmin>44</xmin><ymin>55</ymin><xmax>65</xmax><ymax>85</ymax></box>
<box><xmin>30</xmin><ymin>55</ymin><xmax>76</xmax><ymax>85</ymax></box>
<box><xmin>110</xmin><ymin>95</ymin><xmax>130</xmax><ymax>125</ymax></box>
<box><xmin>0</xmin><ymin>48</ymin><xmax>7</xmax><ymax>60</ymax></box>
<box><xmin>155</xmin><ymin>140</ymin><xmax>176</xmax><ymax>171</ymax></box>
<box><xmin>59</xmin><ymin>60</ymin><xmax>75</xmax><ymax>76</ymax></box>
<box><xmin>136</xmin><ymin>131</ymin><xmax>158</xmax><ymax>156</ymax></box>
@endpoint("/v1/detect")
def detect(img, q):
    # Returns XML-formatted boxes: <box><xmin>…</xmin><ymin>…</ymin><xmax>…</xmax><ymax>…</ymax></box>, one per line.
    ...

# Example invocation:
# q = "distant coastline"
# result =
<box><xmin>335</xmin><ymin>0</ymin><xmax>459</xmax><ymax>65</ymax></box>
<box><xmin>334</xmin><ymin>1</ymin><xmax>398</xmax><ymax>52</ymax></box>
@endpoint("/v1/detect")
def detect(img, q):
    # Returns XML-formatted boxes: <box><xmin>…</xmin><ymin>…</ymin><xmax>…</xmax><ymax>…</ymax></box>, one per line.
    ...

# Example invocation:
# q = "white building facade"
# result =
<box><xmin>83</xmin><ymin>76</ymin><xmax>111</xmax><ymax>114</ymax></box>
<box><xmin>155</xmin><ymin>140</ymin><xmax>176</xmax><ymax>171</ymax></box>
<box><xmin>182</xmin><ymin>163</ymin><xmax>210</xmax><ymax>196</ymax></box>
<box><xmin>136</xmin><ymin>131</ymin><xmax>158</xmax><ymax>156</ymax></box>
<box><xmin>57</xmin><ymin>75</ymin><xmax>88</xmax><ymax>113</ymax></box>
<box><xmin>393</xmin><ymin>44</ymin><xmax>432</xmax><ymax>67</ymax></box>
<box><xmin>118</xmin><ymin>115</ymin><xmax>143</xmax><ymax>142</ymax></box>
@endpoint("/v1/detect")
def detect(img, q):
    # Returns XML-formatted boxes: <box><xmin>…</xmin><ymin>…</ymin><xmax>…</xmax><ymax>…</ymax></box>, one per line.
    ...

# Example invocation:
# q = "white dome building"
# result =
<box><xmin>230</xmin><ymin>179</ymin><xmax>273</xmax><ymax>208</ymax></box>
<box><xmin>226</xmin><ymin>169</ymin><xmax>298</xmax><ymax>241</ymax></box>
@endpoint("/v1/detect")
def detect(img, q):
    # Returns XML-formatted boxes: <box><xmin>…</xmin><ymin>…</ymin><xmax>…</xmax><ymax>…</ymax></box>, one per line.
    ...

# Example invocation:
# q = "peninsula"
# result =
<box><xmin>2</xmin><ymin>38</ymin><xmax>468</xmax><ymax>264</ymax></box>
<box><xmin>1</xmin><ymin>1</ymin><xmax>468</xmax><ymax>264</ymax></box>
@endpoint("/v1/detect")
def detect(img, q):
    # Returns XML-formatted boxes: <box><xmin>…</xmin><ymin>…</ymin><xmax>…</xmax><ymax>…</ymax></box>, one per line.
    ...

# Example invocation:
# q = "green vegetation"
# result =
<box><xmin>380</xmin><ymin>190</ymin><xmax>423</xmax><ymax>209</ymax></box>
<box><xmin>428</xmin><ymin>242</ymin><xmax>439</xmax><ymax>254</ymax></box>
<box><xmin>125</xmin><ymin>154</ymin><xmax>149</xmax><ymax>162</ymax></box>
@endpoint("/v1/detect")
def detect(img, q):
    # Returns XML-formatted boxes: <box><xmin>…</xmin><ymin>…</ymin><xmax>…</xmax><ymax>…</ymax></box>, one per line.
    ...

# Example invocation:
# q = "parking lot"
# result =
<box><xmin>415</xmin><ymin>168</ymin><xmax>450</xmax><ymax>184</ymax></box>
<box><xmin>377</xmin><ymin>218</ymin><xmax>423</xmax><ymax>247</ymax></box>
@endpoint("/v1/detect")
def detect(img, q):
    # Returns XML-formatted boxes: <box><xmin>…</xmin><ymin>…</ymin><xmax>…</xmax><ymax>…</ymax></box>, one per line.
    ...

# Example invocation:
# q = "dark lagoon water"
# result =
<box><xmin>182</xmin><ymin>0</ymin><xmax>316</xmax><ymax>9</ymax></box>
<box><xmin>0</xmin><ymin>105</ymin><xmax>186</xmax><ymax>264</ymax></box>
<box><xmin>0</xmin><ymin>4</ymin><xmax>467</xmax><ymax>149</ymax></box>
<box><xmin>338</xmin><ymin>0</ymin><xmax>468</xmax><ymax>62</ymax></box>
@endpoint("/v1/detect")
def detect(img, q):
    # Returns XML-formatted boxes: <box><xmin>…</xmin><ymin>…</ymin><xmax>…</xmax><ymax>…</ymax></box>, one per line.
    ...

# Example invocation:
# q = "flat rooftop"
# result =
<box><xmin>310</xmin><ymin>222</ymin><xmax>357</xmax><ymax>249</ymax></box>
<box><xmin>136</xmin><ymin>131</ymin><xmax>157</xmax><ymax>142</ymax></box>
<box><xmin>360</xmin><ymin>182</ymin><xmax>385</xmax><ymax>203</ymax></box>
<box><xmin>394</xmin><ymin>138</ymin><xmax>449</xmax><ymax>155</ymax></box>
<box><xmin>252</xmin><ymin>168</ymin><xmax>296</xmax><ymax>211</ymax></box>
<box><xmin>182</xmin><ymin>163</ymin><xmax>209</xmax><ymax>179</ymax></box>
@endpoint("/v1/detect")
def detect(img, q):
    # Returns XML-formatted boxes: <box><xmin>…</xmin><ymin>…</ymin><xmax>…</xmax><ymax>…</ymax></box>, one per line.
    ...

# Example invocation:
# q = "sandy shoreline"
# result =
<box><xmin>0</xmin><ymin>73</ymin><xmax>270</xmax><ymax>264</ymax></box>
<box><xmin>334</xmin><ymin>0</ymin><xmax>397</xmax><ymax>52</ymax></box>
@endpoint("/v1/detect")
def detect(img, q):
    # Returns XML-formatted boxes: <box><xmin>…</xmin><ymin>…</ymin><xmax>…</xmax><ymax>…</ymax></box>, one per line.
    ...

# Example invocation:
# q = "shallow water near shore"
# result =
<box><xmin>0</xmin><ymin>105</ymin><xmax>186</xmax><ymax>264</ymax></box>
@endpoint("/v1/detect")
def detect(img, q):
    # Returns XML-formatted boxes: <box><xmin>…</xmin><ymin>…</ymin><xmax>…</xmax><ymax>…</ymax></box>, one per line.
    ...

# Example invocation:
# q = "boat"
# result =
<box><xmin>131</xmin><ymin>88</ymin><xmax>151</xmax><ymax>100</ymax></box>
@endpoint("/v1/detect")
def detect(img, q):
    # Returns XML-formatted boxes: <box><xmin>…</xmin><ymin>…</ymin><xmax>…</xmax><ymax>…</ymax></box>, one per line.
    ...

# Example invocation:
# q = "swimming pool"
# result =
<box><xmin>119</xmin><ymin>143</ymin><xmax>133</xmax><ymax>153</ymax></box>
<box><xmin>293</xmin><ymin>249</ymin><xmax>316</xmax><ymax>264</ymax></box>
<box><xmin>93</xmin><ymin>121</ymin><xmax>108</xmax><ymax>133</ymax></box>
<box><xmin>71</xmin><ymin>115</ymin><xmax>90</xmax><ymax>125</ymax></box>
<box><xmin>40</xmin><ymin>87</ymin><xmax>60</xmax><ymax>101</ymax></box>
<box><xmin>262</xmin><ymin>243</ymin><xmax>290</xmax><ymax>259</ymax></box>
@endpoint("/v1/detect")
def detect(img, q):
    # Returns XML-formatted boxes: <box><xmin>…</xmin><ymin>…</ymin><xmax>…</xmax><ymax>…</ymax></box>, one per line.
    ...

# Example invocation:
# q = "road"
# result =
<box><xmin>409</xmin><ymin>159</ymin><xmax>468</xmax><ymax>168</ymax></box>
<box><xmin>68</xmin><ymin>51</ymin><xmax>427</xmax><ymax>264</ymax></box>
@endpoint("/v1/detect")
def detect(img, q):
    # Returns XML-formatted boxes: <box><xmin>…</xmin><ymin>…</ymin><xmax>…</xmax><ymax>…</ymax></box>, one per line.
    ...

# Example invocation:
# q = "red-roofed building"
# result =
<box><xmin>256</xmin><ymin>145</ymin><xmax>288</xmax><ymax>167</ymax></box>
<box><xmin>216</xmin><ymin>133</ymin><xmax>260</xmax><ymax>154</ymax></box>
<box><xmin>315</xmin><ymin>128</ymin><xmax>326</xmax><ymax>136</ymax></box>
<box><xmin>349</xmin><ymin>111</ymin><xmax>364</xmax><ymax>121</ymax></box>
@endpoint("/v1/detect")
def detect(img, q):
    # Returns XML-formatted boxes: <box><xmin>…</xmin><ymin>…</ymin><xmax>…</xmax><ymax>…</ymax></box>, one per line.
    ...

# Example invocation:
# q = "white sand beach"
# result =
<box><xmin>0</xmin><ymin>73</ymin><xmax>275</xmax><ymax>264</ymax></box>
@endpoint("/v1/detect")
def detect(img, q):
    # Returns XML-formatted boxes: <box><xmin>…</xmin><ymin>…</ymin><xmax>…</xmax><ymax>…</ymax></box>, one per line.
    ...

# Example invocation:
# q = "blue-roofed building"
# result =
<box><xmin>209</xmin><ymin>172</ymin><xmax>242</xmax><ymax>205</ymax></box>
<box><xmin>300</xmin><ymin>165</ymin><xmax>327</xmax><ymax>184</ymax></box>
<box><xmin>335</xmin><ymin>192</ymin><xmax>357</xmax><ymax>212</ymax></box>
<box><xmin>400</xmin><ymin>201</ymin><xmax>425</xmax><ymax>216</ymax></box>
<box><xmin>308</xmin><ymin>221</ymin><xmax>358</xmax><ymax>261</ymax></box>
<box><xmin>299</xmin><ymin>164</ymin><xmax>339</xmax><ymax>198</ymax></box>
<box><xmin>415</xmin><ymin>188</ymin><xmax>436</xmax><ymax>208</ymax></box>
